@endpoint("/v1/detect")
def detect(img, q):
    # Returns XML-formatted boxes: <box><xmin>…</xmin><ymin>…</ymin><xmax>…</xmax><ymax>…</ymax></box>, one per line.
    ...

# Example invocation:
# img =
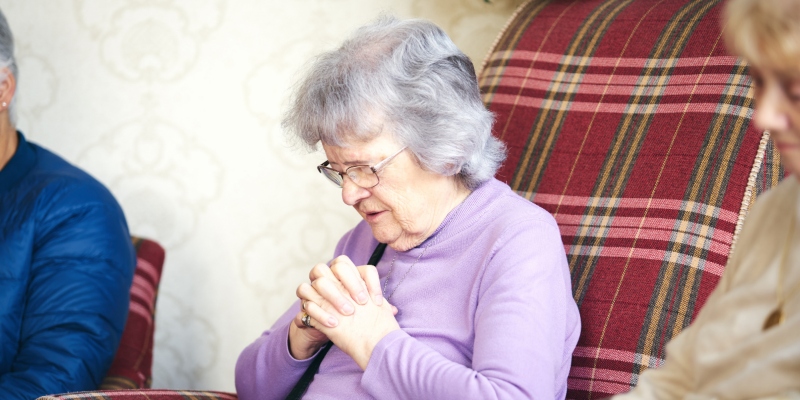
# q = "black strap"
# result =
<box><xmin>367</xmin><ymin>242</ymin><xmax>387</xmax><ymax>266</ymax></box>
<box><xmin>284</xmin><ymin>341</ymin><xmax>333</xmax><ymax>400</ymax></box>
<box><xmin>285</xmin><ymin>242</ymin><xmax>387</xmax><ymax>400</ymax></box>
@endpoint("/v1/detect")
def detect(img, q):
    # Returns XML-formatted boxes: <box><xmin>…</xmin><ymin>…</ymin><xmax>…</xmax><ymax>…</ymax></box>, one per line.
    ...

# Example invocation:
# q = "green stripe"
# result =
<box><xmin>755</xmin><ymin>139</ymin><xmax>785</xmax><ymax>199</ymax></box>
<box><xmin>628</xmin><ymin>0</ymin><xmax>769</xmax><ymax>383</ymax></box>
<box><xmin>511</xmin><ymin>0</ymin><xmax>635</xmax><ymax>196</ymax></box>
<box><xmin>479</xmin><ymin>0</ymin><xmax>553</xmax><ymax>103</ymax></box>
<box><xmin>570</xmin><ymin>0</ymin><xmax>718</xmax><ymax>304</ymax></box>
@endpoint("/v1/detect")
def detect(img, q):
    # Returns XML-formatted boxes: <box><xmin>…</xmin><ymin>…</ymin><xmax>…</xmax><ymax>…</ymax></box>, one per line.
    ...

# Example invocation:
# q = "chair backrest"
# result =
<box><xmin>100</xmin><ymin>237</ymin><xmax>165</xmax><ymax>389</ymax></box>
<box><xmin>479</xmin><ymin>0</ymin><xmax>784</xmax><ymax>398</ymax></box>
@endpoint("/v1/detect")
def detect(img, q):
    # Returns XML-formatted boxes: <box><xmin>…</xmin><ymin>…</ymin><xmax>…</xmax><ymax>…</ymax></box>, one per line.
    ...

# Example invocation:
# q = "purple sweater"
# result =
<box><xmin>236</xmin><ymin>178</ymin><xmax>581</xmax><ymax>399</ymax></box>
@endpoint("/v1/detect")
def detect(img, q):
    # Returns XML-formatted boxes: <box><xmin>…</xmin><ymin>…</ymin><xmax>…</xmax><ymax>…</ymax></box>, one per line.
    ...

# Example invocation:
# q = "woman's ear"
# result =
<box><xmin>0</xmin><ymin>68</ymin><xmax>16</xmax><ymax>110</ymax></box>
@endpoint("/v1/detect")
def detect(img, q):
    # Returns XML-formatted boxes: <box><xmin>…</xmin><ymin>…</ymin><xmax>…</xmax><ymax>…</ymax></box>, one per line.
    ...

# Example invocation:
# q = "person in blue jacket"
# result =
<box><xmin>0</xmin><ymin>9</ymin><xmax>135</xmax><ymax>399</ymax></box>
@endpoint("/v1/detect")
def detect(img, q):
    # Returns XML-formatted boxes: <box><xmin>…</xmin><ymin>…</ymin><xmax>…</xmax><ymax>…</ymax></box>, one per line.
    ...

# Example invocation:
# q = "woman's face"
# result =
<box><xmin>751</xmin><ymin>65</ymin><xmax>800</xmax><ymax>178</ymax></box>
<box><xmin>322</xmin><ymin>134</ymin><xmax>466</xmax><ymax>251</ymax></box>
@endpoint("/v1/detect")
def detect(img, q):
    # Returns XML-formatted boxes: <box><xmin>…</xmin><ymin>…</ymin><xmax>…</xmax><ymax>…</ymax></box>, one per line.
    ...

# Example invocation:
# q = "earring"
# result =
<box><xmin>1</xmin><ymin>102</ymin><xmax>6</xmax><ymax>108</ymax></box>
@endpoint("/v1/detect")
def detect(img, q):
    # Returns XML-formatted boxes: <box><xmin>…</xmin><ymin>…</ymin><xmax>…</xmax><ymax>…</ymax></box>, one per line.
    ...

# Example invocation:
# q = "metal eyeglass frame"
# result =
<box><xmin>317</xmin><ymin>146</ymin><xmax>407</xmax><ymax>188</ymax></box>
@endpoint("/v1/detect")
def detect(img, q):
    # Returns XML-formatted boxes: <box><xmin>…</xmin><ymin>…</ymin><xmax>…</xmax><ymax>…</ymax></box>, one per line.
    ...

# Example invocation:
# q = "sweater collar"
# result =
<box><xmin>0</xmin><ymin>131</ymin><xmax>37</xmax><ymax>192</ymax></box>
<box><xmin>418</xmin><ymin>178</ymin><xmax>498</xmax><ymax>248</ymax></box>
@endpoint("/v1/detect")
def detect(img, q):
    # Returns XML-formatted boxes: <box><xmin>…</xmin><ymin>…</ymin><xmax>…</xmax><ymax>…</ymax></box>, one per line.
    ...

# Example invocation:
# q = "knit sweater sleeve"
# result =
<box><xmin>235</xmin><ymin>303</ymin><xmax>322</xmax><ymax>400</ymax></box>
<box><xmin>361</xmin><ymin>217</ymin><xmax>576</xmax><ymax>399</ymax></box>
<box><xmin>234</xmin><ymin>229</ymin><xmax>362</xmax><ymax>400</ymax></box>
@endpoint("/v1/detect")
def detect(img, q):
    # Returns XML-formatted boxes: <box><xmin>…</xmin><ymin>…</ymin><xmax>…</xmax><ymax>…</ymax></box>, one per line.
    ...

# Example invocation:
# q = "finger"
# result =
<box><xmin>330</xmin><ymin>257</ymin><xmax>370</xmax><ymax>305</ymax></box>
<box><xmin>296</xmin><ymin>282</ymin><xmax>333</xmax><ymax>316</ymax></box>
<box><xmin>293</xmin><ymin>312</ymin><xmax>305</xmax><ymax>329</ymax></box>
<box><xmin>310</xmin><ymin>277</ymin><xmax>356</xmax><ymax>316</ymax></box>
<box><xmin>304</xmin><ymin>301</ymin><xmax>339</xmax><ymax>328</ymax></box>
<box><xmin>294</xmin><ymin>311</ymin><xmax>317</xmax><ymax>330</ymax></box>
<box><xmin>357</xmin><ymin>265</ymin><xmax>383</xmax><ymax>306</ymax></box>
<box><xmin>292</xmin><ymin>312</ymin><xmax>329</xmax><ymax>341</ymax></box>
<box><xmin>295</xmin><ymin>283</ymin><xmax>339</xmax><ymax>329</ymax></box>
<box><xmin>308</xmin><ymin>262</ymin><xmax>334</xmax><ymax>281</ymax></box>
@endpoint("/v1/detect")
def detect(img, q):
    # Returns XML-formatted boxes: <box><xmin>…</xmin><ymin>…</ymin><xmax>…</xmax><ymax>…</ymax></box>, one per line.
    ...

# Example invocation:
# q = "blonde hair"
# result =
<box><xmin>724</xmin><ymin>0</ymin><xmax>800</xmax><ymax>71</ymax></box>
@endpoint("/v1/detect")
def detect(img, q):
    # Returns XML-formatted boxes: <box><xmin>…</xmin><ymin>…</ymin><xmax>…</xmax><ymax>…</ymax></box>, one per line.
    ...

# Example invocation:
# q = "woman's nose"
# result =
<box><xmin>341</xmin><ymin>178</ymin><xmax>370</xmax><ymax>206</ymax></box>
<box><xmin>754</xmin><ymin>84</ymin><xmax>790</xmax><ymax>132</ymax></box>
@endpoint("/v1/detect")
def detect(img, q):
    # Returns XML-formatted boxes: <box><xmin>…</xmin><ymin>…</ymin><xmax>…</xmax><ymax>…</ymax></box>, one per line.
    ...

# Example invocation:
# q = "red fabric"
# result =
<box><xmin>100</xmin><ymin>237</ymin><xmax>165</xmax><ymax>389</ymax></box>
<box><xmin>37</xmin><ymin>389</ymin><xmax>237</xmax><ymax>400</ymax></box>
<box><xmin>479</xmin><ymin>0</ymin><xmax>783</xmax><ymax>398</ymax></box>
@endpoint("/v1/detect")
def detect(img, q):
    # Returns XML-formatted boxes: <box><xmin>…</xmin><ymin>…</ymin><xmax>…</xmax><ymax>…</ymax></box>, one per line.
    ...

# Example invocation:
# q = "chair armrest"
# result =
<box><xmin>38</xmin><ymin>389</ymin><xmax>238</xmax><ymax>400</ymax></box>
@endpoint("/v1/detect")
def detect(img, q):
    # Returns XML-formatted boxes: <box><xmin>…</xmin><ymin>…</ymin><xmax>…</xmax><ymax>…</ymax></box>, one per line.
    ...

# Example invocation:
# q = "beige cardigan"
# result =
<box><xmin>614</xmin><ymin>177</ymin><xmax>800</xmax><ymax>400</ymax></box>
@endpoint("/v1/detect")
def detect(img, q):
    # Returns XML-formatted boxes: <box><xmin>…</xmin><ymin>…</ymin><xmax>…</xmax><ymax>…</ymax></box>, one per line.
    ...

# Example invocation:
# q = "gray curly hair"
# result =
<box><xmin>282</xmin><ymin>15</ymin><xmax>505</xmax><ymax>190</ymax></box>
<box><xmin>0</xmin><ymin>8</ymin><xmax>16</xmax><ymax>125</ymax></box>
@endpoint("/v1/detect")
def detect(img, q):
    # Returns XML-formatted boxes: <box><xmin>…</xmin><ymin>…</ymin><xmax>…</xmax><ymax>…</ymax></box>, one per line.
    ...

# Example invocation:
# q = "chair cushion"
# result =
<box><xmin>479</xmin><ymin>0</ymin><xmax>783</xmax><ymax>398</ymax></box>
<box><xmin>37</xmin><ymin>389</ymin><xmax>237</xmax><ymax>400</ymax></box>
<box><xmin>100</xmin><ymin>237</ymin><xmax>165</xmax><ymax>389</ymax></box>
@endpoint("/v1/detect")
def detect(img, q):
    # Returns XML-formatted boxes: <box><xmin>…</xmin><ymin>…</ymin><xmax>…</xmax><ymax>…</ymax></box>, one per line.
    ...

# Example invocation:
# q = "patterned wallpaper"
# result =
<box><xmin>1</xmin><ymin>0</ymin><xmax>524</xmax><ymax>391</ymax></box>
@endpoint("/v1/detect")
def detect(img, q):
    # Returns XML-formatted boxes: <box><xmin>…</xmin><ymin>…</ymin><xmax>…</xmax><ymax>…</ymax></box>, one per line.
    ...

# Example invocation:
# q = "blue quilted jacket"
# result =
<box><xmin>0</xmin><ymin>132</ymin><xmax>135</xmax><ymax>399</ymax></box>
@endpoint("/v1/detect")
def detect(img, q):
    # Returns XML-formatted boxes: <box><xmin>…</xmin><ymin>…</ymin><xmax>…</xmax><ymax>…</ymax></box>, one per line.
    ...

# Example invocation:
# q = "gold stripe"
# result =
<box><xmin>565</xmin><ymin>0</ymin><xmax>668</xmax><ymax>305</ymax></box>
<box><xmin>771</xmin><ymin>141</ymin><xmax>783</xmax><ymax>187</ymax></box>
<box><xmin>553</xmin><ymin>0</ymin><xmax>668</xmax><ymax>219</ymax></box>
<box><xmin>99</xmin><ymin>375</ymin><xmax>139</xmax><ymax>389</ymax></box>
<box><xmin>479</xmin><ymin>0</ymin><xmax>534</xmax><ymax>77</ymax></box>
<box><xmin>581</xmin><ymin>1</ymin><xmax>719</xmax><ymax>394</ymax></box>
<box><xmin>512</xmin><ymin>0</ymin><xmax>627</xmax><ymax>192</ymax></box>
<box><xmin>494</xmin><ymin>0</ymin><xmax>576</xmax><ymax>150</ymax></box>
<box><xmin>572</xmin><ymin>0</ymin><xmax>711</xmax><ymax>302</ymax></box>
<box><xmin>631</xmin><ymin>0</ymin><xmax>726</xmax><ymax>364</ymax></box>
<box><xmin>480</xmin><ymin>0</ymin><xmax>553</xmax><ymax>104</ymax></box>
<box><xmin>666</xmin><ymin>63</ymin><xmax>752</xmax><ymax>341</ymax></box>
<box><xmin>525</xmin><ymin>0</ymin><xmax>636</xmax><ymax>192</ymax></box>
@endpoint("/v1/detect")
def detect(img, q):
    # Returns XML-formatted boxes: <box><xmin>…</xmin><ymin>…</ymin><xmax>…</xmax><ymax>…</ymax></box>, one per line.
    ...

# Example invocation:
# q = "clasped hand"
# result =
<box><xmin>289</xmin><ymin>255</ymin><xmax>400</xmax><ymax>370</ymax></box>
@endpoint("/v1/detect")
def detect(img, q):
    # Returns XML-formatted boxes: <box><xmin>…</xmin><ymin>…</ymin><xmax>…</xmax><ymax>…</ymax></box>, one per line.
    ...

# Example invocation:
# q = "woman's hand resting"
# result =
<box><xmin>289</xmin><ymin>255</ymin><xmax>398</xmax><ymax>365</ymax></box>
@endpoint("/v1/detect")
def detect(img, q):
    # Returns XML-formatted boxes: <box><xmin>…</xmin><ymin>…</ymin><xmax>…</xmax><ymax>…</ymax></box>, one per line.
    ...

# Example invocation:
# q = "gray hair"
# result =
<box><xmin>0</xmin><ymin>8</ymin><xmax>16</xmax><ymax>126</ymax></box>
<box><xmin>282</xmin><ymin>15</ymin><xmax>505</xmax><ymax>189</ymax></box>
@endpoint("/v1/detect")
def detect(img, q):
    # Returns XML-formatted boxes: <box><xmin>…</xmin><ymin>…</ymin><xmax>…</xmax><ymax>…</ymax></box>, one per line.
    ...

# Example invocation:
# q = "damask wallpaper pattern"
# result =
<box><xmin>0</xmin><ymin>0</ymin><xmax>523</xmax><ymax>391</ymax></box>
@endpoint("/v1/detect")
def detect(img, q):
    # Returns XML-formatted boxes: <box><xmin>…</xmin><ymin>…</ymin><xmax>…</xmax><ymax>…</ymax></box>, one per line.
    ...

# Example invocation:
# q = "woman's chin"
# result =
<box><xmin>368</xmin><ymin>226</ymin><xmax>405</xmax><ymax>250</ymax></box>
<box><xmin>368</xmin><ymin>224</ymin><xmax>390</xmax><ymax>241</ymax></box>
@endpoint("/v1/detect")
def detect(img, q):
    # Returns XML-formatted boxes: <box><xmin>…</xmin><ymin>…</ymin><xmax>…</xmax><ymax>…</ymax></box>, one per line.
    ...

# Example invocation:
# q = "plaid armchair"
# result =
<box><xmin>479</xmin><ymin>0</ymin><xmax>782</xmax><ymax>398</ymax></box>
<box><xmin>41</xmin><ymin>1</ymin><xmax>784</xmax><ymax>398</ymax></box>
<box><xmin>38</xmin><ymin>237</ymin><xmax>237</xmax><ymax>400</ymax></box>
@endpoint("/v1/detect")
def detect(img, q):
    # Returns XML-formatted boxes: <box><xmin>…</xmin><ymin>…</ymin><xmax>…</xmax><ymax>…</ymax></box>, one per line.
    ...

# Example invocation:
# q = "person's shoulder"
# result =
<box><xmin>472</xmin><ymin>178</ymin><xmax>559</xmax><ymax>231</ymax></box>
<box><xmin>27</xmin><ymin>142</ymin><xmax>122</xmax><ymax>212</ymax></box>
<box><xmin>8</xmin><ymin>141</ymin><xmax>134</xmax><ymax>276</ymax></box>
<box><xmin>742</xmin><ymin>176</ymin><xmax>798</xmax><ymax>226</ymax></box>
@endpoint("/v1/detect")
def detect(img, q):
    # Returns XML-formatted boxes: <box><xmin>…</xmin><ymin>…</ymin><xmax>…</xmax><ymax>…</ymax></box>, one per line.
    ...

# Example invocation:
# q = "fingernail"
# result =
<box><xmin>342</xmin><ymin>302</ymin><xmax>354</xmax><ymax>314</ymax></box>
<box><xmin>356</xmin><ymin>291</ymin><xmax>368</xmax><ymax>304</ymax></box>
<box><xmin>327</xmin><ymin>316</ymin><xmax>338</xmax><ymax>327</ymax></box>
<box><xmin>373</xmin><ymin>294</ymin><xmax>384</xmax><ymax>305</ymax></box>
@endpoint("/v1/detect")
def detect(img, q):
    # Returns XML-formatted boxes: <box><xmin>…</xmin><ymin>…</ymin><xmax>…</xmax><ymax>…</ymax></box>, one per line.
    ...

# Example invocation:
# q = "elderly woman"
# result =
<box><xmin>235</xmin><ymin>16</ymin><xmax>581</xmax><ymax>399</ymax></box>
<box><xmin>0</xmin><ymin>7</ymin><xmax>135</xmax><ymax>399</ymax></box>
<box><xmin>613</xmin><ymin>0</ymin><xmax>800</xmax><ymax>398</ymax></box>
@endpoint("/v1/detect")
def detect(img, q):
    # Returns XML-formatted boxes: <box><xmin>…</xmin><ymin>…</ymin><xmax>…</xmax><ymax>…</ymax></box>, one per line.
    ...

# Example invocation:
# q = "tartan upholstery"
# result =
<box><xmin>37</xmin><ymin>390</ymin><xmax>238</xmax><ymax>400</ymax></box>
<box><xmin>479</xmin><ymin>0</ymin><xmax>784</xmax><ymax>398</ymax></box>
<box><xmin>100</xmin><ymin>237</ymin><xmax>165</xmax><ymax>390</ymax></box>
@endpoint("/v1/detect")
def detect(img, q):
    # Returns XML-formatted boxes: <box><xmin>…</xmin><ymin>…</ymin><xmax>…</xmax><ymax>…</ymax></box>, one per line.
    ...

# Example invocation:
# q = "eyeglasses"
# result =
<box><xmin>317</xmin><ymin>146</ymin><xmax>407</xmax><ymax>188</ymax></box>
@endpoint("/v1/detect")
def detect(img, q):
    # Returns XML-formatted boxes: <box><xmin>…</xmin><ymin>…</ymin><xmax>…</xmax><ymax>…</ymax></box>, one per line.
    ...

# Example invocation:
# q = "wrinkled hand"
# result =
<box><xmin>307</xmin><ymin>255</ymin><xmax>386</xmax><ymax>315</ymax></box>
<box><xmin>304</xmin><ymin>286</ymin><xmax>400</xmax><ymax>370</ymax></box>
<box><xmin>289</xmin><ymin>255</ymin><xmax>394</xmax><ymax>360</ymax></box>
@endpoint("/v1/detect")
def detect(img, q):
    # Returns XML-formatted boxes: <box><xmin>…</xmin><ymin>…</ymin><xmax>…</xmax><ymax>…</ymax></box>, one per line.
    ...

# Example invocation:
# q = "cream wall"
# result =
<box><xmin>0</xmin><ymin>0</ymin><xmax>522</xmax><ymax>391</ymax></box>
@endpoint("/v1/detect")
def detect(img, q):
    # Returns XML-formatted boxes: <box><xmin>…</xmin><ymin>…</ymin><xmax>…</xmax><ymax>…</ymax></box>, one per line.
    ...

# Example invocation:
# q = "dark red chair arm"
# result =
<box><xmin>38</xmin><ymin>389</ymin><xmax>237</xmax><ymax>400</ymax></box>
